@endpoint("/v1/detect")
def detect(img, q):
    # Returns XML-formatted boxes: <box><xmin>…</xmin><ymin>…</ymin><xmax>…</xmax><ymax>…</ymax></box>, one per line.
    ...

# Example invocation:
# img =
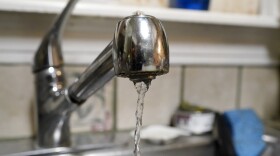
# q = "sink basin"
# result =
<box><xmin>3</xmin><ymin>126</ymin><xmax>280</xmax><ymax>156</ymax></box>
<box><xmin>262</xmin><ymin>127</ymin><xmax>280</xmax><ymax>156</ymax></box>
<box><xmin>0</xmin><ymin>131</ymin><xmax>215</xmax><ymax>156</ymax></box>
<box><xmin>82</xmin><ymin>143</ymin><xmax>215</xmax><ymax>156</ymax></box>
<box><xmin>79</xmin><ymin>135</ymin><xmax>215</xmax><ymax>156</ymax></box>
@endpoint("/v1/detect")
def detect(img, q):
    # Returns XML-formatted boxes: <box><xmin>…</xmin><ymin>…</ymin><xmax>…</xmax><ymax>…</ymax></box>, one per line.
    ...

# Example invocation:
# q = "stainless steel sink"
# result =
<box><xmin>2</xmin><ymin>127</ymin><xmax>280</xmax><ymax>156</ymax></box>
<box><xmin>84</xmin><ymin>143</ymin><xmax>215</xmax><ymax>156</ymax></box>
<box><xmin>262</xmin><ymin>127</ymin><xmax>280</xmax><ymax>156</ymax></box>
<box><xmin>80</xmin><ymin>135</ymin><xmax>215</xmax><ymax>156</ymax></box>
<box><xmin>0</xmin><ymin>131</ymin><xmax>215</xmax><ymax>156</ymax></box>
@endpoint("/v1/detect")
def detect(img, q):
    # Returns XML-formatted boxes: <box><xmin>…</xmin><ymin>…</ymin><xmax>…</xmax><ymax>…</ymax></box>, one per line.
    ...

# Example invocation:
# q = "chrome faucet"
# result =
<box><xmin>33</xmin><ymin>0</ymin><xmax>169</xmax><ymax>148</ymax></box>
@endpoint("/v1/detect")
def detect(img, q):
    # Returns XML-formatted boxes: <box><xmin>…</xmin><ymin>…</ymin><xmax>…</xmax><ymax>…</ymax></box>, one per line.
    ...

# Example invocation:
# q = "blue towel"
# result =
<box><xmin>223</xmin><ymin>109</ymin><xmax>266</xmax><ymax>156</ymax></box>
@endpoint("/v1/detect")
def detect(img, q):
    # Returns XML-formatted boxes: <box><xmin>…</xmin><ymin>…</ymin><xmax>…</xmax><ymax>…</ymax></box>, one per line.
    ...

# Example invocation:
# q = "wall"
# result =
<box><xmin>0</xmin><ymin>12</ymin><xmax>279</xmax><ymax>139</ymax></box>
<box><xmin>0</xmin><ymin>64</ymin><xmax>278</xmax><ymax>139</ymax></box>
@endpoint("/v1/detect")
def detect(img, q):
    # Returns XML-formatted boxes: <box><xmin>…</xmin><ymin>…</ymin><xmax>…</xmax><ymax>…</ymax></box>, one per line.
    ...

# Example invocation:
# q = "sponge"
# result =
<box><xmin>223</xmin><ymin>109</ymin><xmax>266</xmax><ymax>156</ymax></box>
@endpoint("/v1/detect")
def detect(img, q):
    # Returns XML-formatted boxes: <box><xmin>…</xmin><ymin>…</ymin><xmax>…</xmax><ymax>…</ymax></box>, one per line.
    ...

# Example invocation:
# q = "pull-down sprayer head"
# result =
<box><xmin>113</xmin><ymin>11</ymin><xmax>169</xmax><ymax>82</ymax></box>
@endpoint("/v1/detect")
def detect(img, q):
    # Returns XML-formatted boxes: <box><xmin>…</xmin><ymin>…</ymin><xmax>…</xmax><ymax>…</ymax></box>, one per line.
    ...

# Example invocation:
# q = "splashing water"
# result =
<box><xmin>133</xmin><ymin>80</ymin><xmax>150</xmax><ymax>156</ymax></box>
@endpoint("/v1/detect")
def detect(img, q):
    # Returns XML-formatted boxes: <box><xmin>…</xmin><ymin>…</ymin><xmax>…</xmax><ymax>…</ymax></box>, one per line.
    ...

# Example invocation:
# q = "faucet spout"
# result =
<box><xmin>68</xmin><ymin>12</ymin><xmax>169</xmax><ymax>104</ymax></box>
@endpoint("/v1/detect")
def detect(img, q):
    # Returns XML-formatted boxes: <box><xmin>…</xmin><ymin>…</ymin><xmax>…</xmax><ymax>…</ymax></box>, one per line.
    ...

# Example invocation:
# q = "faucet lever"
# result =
<box><xmin>33</xmin><ymin>0</ymin><xmax>78</xmax><ymax>73</ymax></box>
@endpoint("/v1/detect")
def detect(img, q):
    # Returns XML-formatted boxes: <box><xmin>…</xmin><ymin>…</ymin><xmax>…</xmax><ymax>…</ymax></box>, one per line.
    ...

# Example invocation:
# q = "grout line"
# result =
<box><xmin>278</xmin><ymin>67</ymin><xmax>280</xmax><ymax>118</ymax></box>
<box><xmin>235</xmin><ymin>66</ymin><xmax>243</xmax><ymax>109</ymax></box>
<box><xmin>112</xmin><ymin>78</ymin><xmax>117</xmax><ymax>132</ymax></box>
<box><xmin>179</xmin><ymin>65</ymin><xmax>186</xmax><ymax>104</ymax></box>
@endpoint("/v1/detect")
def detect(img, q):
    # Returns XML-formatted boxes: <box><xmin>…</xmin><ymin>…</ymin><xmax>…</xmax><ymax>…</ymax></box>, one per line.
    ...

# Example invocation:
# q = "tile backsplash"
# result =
<box><xmin>65</xmin><ymin>66</ymin><xmax>114</xmax><ymax>133</ymax></box>
<box><xmin>0</xmin><ymin>65</ymin><xmax>34</xmax><ymax>139</ymax></box>
<box><xmin>184</xmin><ymin>67</ymin><xmax>238</xmax><ymax>112</ymax></box>
<box><xmin>117</xmin><ymin>67</ymin><xmax>181</xmax><ymax>130</ymax></box>
<box><xmin>240</xmin><ymin>67</ymin><xmax>279</xmax><ymax>120</ymax></box>
<box><xmin>0</xmin><ymin>64</ymin><xmax>278</xmax><ymax>139</ymax></box>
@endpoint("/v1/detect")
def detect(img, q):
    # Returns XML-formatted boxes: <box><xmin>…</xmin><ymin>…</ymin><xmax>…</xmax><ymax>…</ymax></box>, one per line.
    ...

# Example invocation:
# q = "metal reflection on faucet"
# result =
<box><xmin>33</xmin><ymin>0</ymin><xmax>169</xmax><ymax>148</ymax></box>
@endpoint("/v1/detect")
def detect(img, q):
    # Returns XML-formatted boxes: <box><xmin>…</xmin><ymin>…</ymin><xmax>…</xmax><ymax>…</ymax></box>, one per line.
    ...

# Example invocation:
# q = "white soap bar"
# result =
<box><xmin>131</xmin><ymin>125</ymin><xmax>190</xmax><ymax>144</ymax></box>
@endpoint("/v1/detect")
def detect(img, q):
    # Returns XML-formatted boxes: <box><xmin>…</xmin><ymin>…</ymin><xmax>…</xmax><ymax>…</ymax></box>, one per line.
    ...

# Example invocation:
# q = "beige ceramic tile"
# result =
<box><xmin>0</xmin><ymin>65</ymin><xmax>114</xmax><ymax>140</ymax></box>
<box><xmin>117</xmin><ymin>67</ymin><xmax>181</xmax><ymax>130</ymax></box>
<box><xmin>184</xmin><ymin>67</ymin><xmax>238</xmax><ymax>112</ymax></box>
<box><xmin>240</xmin><ymin>67</ymin><xmax>279</xmax><ymax>119</ymax></box>
<box><xmin>65</xmin><ymin>66</ymin><xmax>114</xmax><ymax>133</ymax></box>
<box><xmin>0</xmin><ymin>65</ymin><xmax>34</xmax><ymax>139</ymax></box>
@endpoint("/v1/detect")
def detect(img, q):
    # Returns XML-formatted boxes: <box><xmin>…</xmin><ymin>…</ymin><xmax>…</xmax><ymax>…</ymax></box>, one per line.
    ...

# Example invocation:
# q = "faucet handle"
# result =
<box><xmin>33</xmin><ymin>0</ymin><xmax>78</xmax><ymax>73</ymax></box>
<box><xmin>113</xmin><ymin>12</ymin><xmax>169</xmax><ymax>82</ymax></box>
